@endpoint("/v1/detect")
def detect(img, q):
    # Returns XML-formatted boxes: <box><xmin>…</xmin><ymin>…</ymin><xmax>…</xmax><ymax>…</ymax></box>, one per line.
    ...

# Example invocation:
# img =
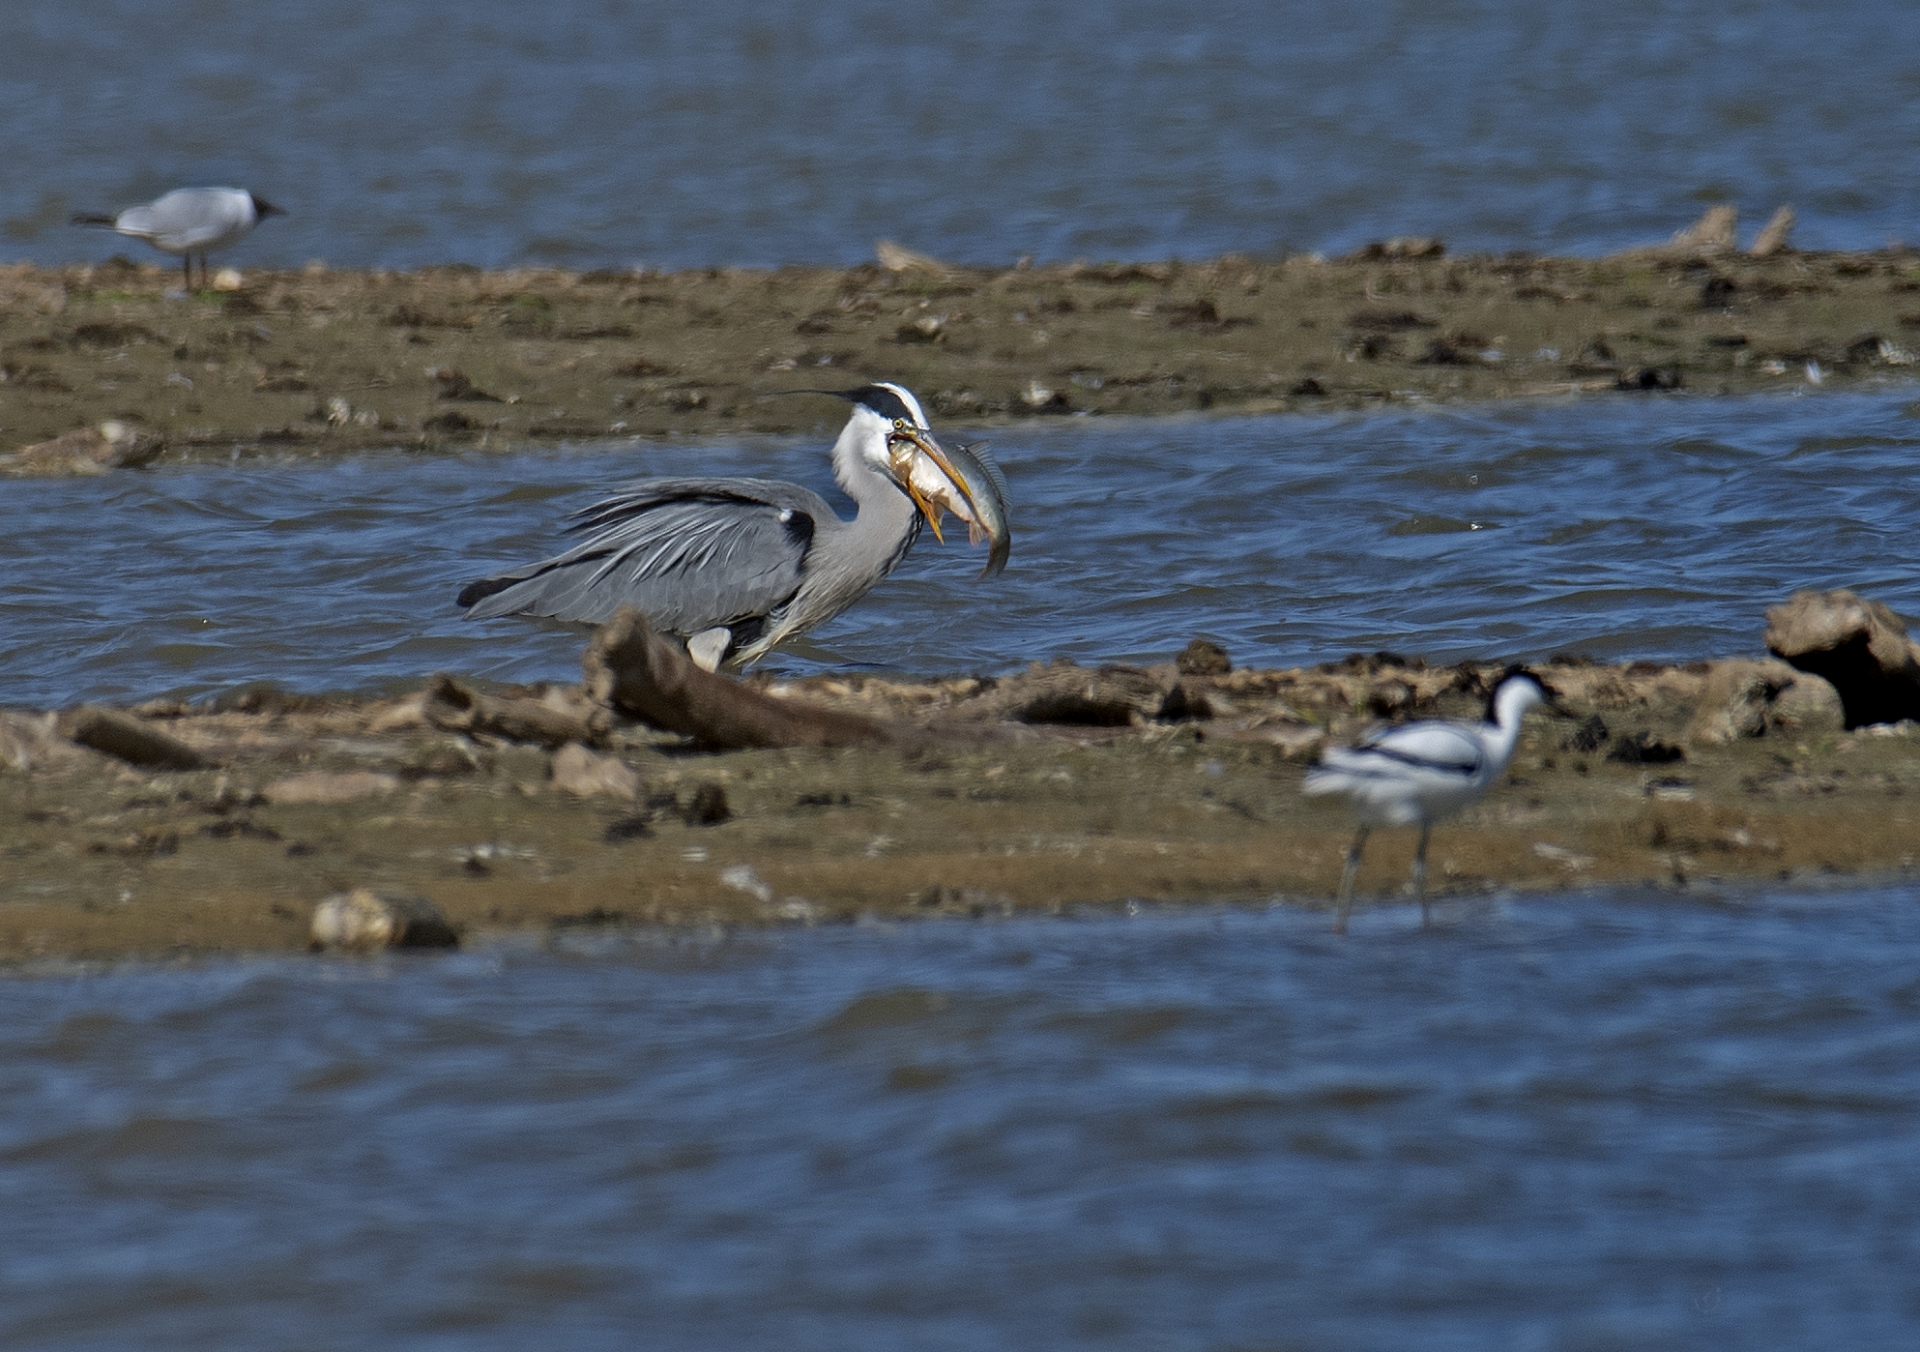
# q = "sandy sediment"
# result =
<box><xmin>3</xmin><ymin>240</ymin><xmax>1919</xmax><ymax>466</ymax></box>
<box><xmin>2</xmin><ymin>635</ymin><xmax>1915</xmax><ymax>963</ymax></box>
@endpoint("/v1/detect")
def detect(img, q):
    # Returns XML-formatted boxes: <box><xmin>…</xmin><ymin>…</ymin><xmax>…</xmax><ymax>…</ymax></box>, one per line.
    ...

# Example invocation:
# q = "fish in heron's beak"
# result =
<box><xmin>885</xmin><ymin>426</ymin><xmax>1012</xmax><ymax>577</ymax></box>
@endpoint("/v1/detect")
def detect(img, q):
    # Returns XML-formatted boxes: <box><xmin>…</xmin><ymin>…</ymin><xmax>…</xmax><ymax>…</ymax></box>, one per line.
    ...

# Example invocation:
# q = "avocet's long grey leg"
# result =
<box><xmin>1333</xmin><ymin>825</ymin><xmax>1370</xmax><ymax>934</ymax></box>
<box><xmin>1412</xmin><ymin>821</ymin><xmax>1432</xmax><ymax>927</ymax></box>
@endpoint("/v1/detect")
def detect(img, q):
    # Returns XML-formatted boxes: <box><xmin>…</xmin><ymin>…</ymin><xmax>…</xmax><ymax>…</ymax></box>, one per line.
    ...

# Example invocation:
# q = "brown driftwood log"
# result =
<box><xmin>421</xmin><ymin>672</ymin><xmax>605</xmax><ymax>748</ymax></box>
<box><xmin>582</xmin><ymin>606</ymin><xmax>900</xmax><ymax>749</ymax></box>
<box><xmin>58</xmin><ymin>706</ymin><xmax>208</xmax><ymax>770</ymax></box>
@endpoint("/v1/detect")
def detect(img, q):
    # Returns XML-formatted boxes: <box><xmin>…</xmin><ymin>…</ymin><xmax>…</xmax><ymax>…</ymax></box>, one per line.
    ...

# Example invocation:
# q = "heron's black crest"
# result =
<box><xmin>842</xmin><ymin>384</ymin><xmax>923</xmax><ymax>428</ymax></box>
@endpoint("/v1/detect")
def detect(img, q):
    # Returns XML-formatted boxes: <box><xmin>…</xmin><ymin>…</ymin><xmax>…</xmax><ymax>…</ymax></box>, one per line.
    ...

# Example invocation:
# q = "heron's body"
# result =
<box><xmin>73</xmin><ymin>187</ymin><xmax>283</xmax><ymax>288</ymax></box>
<box><xmin>457</xmin><ymin>383</ymin><xmax>1006</xmax><ymax>669</ymax></box>
<box><xmin>1303</xmin><ymin>671</ymin><xmax>1551</xmax><ymax>931</ymax></box>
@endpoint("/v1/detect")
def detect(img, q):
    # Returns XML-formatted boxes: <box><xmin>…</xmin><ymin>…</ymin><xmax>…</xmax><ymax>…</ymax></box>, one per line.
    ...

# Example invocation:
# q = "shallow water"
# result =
<box><xmin>5</xmin><ymin>2</ymin><xmax>1918</xmax><ymax>270</ymax></box>
<box><xmin>4</xmin><ymin>390</ymin><xmax>1917</xmax><ymax>706</ymax></box>
<box><xmin>4</xmin><ymin>890</ymin><xmax>1920</xmax><ymax>1349</ymax></box>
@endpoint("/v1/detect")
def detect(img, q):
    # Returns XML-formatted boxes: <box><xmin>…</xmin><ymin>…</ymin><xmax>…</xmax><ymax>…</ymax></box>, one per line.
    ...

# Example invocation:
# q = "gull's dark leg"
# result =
<box><xmin>1413</xmin><ymin>821</ymin><xmax>1432</xmax><ymax>927</ymax></box>
<box><xmin>1333</xmin><ymin>825</ymin><xmax>1369</xmax><ymax>934</ymax></box>
<box><xmin>183</xmin><ymin>254</ymin><xmax>193</xmax><ymax>290</ymax></box>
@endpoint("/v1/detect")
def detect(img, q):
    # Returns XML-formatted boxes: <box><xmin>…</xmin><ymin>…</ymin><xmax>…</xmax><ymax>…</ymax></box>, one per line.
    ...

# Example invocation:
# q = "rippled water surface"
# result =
<box><xmin>5</xmin><ymin>1</ymin><xmax>1918</xmax><ymax>269</ymax></box>
<box><xmin>4</xmin><ymin>390</ymin><xmax>1918</xmax><ymax>706</ymax></box>
<box><xmin>5</xmin><ymin>892</ymin><xmax>1920</xmax><ymax>1349</ymax></box>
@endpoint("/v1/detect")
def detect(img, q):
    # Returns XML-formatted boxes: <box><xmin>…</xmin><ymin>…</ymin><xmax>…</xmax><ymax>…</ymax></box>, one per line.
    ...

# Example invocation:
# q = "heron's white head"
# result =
<box><xmin>806</xmin><ymin>382</ymin><xmax>1011</xmax><ymax>568</ymax></box>
<box><xmin>834</xmin><ymin>381</ymin><xmax>931</xmax><ymax>476</ymax></box>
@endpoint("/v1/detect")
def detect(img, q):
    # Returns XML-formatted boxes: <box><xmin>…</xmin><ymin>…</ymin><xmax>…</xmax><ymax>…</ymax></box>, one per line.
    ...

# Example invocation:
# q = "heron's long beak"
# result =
<box><xmin>888</xmin><ymin>427</ymin><xmax>980</xmax><ymax>542</ymax></box>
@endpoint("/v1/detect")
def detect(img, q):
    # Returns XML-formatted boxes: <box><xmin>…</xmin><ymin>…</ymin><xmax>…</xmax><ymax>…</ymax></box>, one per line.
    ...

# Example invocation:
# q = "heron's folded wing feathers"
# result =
<box><xmin>459</xmin><ymin>480</ymin><xmax>826</xmax><ymax>632</ymax></box>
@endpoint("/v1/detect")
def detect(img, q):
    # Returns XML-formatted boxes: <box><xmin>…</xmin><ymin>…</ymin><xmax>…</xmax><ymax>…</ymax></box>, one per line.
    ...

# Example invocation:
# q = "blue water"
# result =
<box><xmin>6</xmin><ymin>6</ymin><xmax>1920</xmax><ymax>1342</ymax></box>
<box><xmin>4</xmin><ymin>390</ymin><xmax>1917</xmax><ymax>706</ymax></box>
<box><xmin>4</xmin><ymin>891</ymin><xmax>1920</xmax><ymax>1349</ymax></box>
<box><xmin>4</xmin><ymin>1</ymin><xmax>1918</xmax><ymax>271</ymax></box>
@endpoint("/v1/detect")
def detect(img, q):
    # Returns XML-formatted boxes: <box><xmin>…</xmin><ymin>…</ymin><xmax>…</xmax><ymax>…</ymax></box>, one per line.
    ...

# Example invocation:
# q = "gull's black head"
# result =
<box><xmin>250</xmin><ymin>194</ymin><xmax>286</xmax><ymax>219</ymax></box>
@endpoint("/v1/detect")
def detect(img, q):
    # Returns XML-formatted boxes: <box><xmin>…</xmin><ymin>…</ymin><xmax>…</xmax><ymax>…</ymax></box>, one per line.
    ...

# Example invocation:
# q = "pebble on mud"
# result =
<box><xmin>1685</xmin><ymin>658</ymin><xmax>1843</xmax><ymax>744</ymax></box>
<box><xmin>550</xmin><ymin>743</ymin><xmax>638</xmax><ymax>799</ymax></box>
<box><xmin>1176</xmin><ymin>639</ymin><xmax>1233</xmax><ymax>676</ymax></box>
<box><xmin>310</xmin><ymin>888</ymin><xmax>459</xmax><ymax>952</ymax></box>
<box><xmin>263</xmin><ymin>770</ymin><xmax>403</xmax><ymax>804</ymax></box>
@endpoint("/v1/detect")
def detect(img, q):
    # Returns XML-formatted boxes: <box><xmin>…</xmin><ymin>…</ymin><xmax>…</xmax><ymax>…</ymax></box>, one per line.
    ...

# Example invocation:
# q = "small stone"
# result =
<box><xmin>1750</xmin><ymin>205</ymin><xmax>1795</xmax><ymax>258</ymax></box>
<box><xmin>263</xmin><ymin>770</ymin><xmax>402</xmax><ymax>804</ymax></box>
<box><xmin>874</xmin><ymin>239</ymin><xmax>946</xmax><ymax>273</ymax></box>
<box><xmin>1175</xmin><ymin>639</ymin><xmax>1232</xmax><ymax>676</ymax></box>
<box><xmin>310</xmin><ymin>888</ymin><xmax>458</xmax><ymax>951</ymax></box>
<box><xmin>550</xmin><ymin>743</ymin><xmax>638</xmax><ymax>799</ymax></box>
<box><xmin>1685</xmin><ymin>658</ymin><xmax>1843</xmax><ymax>744</ymax></box>
<box><xmin>1562</xmin><ymin>714</ymin><xmax>1609</xmax><ymax>752</ymax></box>
<box><xmin>683</xmin><ymin>783</ymin><xmax>732</xmax><ymax>825</ymax></box>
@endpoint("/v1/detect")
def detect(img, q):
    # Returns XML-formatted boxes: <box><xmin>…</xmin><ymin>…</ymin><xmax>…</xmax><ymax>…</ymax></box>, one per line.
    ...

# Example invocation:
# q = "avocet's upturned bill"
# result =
<box><xmin>1303</xmin><ymin>668</ymin><xmax>1558</xmax><ymax>932</ymax></box>
<box><xmin>72</xmin><ymin>187</ymin><xmax>285</xmax><ymax>289</ymax></box>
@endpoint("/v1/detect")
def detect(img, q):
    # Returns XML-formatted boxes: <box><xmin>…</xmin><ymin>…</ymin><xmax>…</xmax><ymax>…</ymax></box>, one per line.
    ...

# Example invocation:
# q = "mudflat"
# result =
<box><xmin>2</xmin><ymin>649</ymin><xmax>1913</xmax><ymax>962</ymax></box>
<box><xmin>4</xmin><ymin>246</ymin><xmax>1919</xmax><ymax>463</ymax></box>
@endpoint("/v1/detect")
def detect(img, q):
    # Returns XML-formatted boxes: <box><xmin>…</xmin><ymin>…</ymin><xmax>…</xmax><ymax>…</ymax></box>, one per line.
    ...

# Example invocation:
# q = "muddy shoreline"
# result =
<box><xmin>3</xmin><ymin>642</ymin><xmax>1914</xmax><ymax>963</ymax></box>
<box><xmin>4</xmin><ymin>245</ymin><xmax>1920</xmax><ymax>466</ymax></box>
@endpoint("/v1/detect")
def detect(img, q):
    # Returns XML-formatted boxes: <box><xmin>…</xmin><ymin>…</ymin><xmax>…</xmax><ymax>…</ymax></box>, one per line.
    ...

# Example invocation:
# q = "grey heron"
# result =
<box><xmin>72</xmin><ymin>187</ymin><xmax>285</xmax><ymax>290</ymax></box>
<box><xmin>1302</xmin><ymin>668</ymin><xmax>1556</xmax><ymax>932</ymax></box>
<box><xmin>456</xmin><ymin>382</ymin><xmax>1010</xmax><ymax>670</ymax></box>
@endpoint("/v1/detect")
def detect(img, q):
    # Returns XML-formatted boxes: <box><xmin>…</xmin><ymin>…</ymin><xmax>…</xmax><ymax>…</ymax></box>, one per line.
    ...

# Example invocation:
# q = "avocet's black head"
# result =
<box><xmin>1485</xmin><ymin>666</ymin><xmax>1559</xmax><ymax>721</ymax></box>
<box><xmin>250</xmin><ymin>193</ymin><xmax>286</xmax><ymax>219</ymax></box>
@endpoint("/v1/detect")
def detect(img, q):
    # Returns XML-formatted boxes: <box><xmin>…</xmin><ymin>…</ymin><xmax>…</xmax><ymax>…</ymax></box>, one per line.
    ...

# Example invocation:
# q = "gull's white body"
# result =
<box><xmin>110</xmin><ymin>187</ymin><xmax>266</xmax><ymax>256</ymax></box>
<box><xmin>1303</xmin><ymin>673</ymin><xmax>1548</xmax><ymax>930</ymax></box>
<box><xmin>75</xmin><ymin>187</ymin><xmax>283</xmax><ymax>288</ymax></box>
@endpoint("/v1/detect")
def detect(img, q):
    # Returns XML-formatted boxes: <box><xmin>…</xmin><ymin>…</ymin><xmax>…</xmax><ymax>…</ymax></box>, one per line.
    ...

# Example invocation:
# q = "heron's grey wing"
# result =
<box><xmin>458</xmin><ymin>478</ymin><xmax>832</xmax><ymax>633</ymax></box>
<box><xmin>117</xmin><ymin>190</ymin><xmax>239</xmax><ymax>249</ymax></box>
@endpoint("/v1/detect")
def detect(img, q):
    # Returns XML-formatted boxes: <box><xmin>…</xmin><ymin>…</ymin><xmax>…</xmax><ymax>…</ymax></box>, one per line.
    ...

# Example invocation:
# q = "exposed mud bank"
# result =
<box><xmin>4</xmin><ymin>244</ymin><xmax>1919</xmax><ymax>468</ymax></box>
<box><xmin>3</xmin><ymin>643</ymin><xmax>1914</xmax><ymax>963</ymax></box>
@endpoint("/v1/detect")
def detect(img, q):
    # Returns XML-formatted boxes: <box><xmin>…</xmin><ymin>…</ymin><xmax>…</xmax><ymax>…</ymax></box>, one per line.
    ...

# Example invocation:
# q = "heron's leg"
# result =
<box><xmin>1333</xmin><ymin>825</ymin><xmax>1369</xmax><ymax>934</ymax></box>
<box><xmin>1413</xmin><ymin>821</ymin><xmax>1432</xmax><ymax>927</ymax></box>
<box><xmin>685</xmin><ymin>627</ymin><xmax>732</xmax><ymax>673</ymax></box>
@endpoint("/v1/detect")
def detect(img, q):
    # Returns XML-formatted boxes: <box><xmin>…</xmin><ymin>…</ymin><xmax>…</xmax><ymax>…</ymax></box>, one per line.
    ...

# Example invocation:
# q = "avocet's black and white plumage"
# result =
<box><xmin>456</xmin><ymin>383</ymin><xmax>1011</xmax><ymax>670</ymax></box>
<box><xmin>73</xmin><ymin>187</ymin><xmax>285</xmax><ymax>290</ymax></box>
<box><xmin>1303</xmin><ymin>669</ymin><xmax>1555</xmax><ymax>932</ymax></box>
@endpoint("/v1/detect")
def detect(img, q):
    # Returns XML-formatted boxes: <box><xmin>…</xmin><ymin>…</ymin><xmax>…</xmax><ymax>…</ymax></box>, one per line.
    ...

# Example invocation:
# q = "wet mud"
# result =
<box><xmin>4</xmin><ymin>245</ymin><xmax>1920</xmax><ymax>464</ymax></box>
<box><xmin>2</xmin><ymin>649</ymin><xmax>1914</xmax><ymax>962</ymax></box>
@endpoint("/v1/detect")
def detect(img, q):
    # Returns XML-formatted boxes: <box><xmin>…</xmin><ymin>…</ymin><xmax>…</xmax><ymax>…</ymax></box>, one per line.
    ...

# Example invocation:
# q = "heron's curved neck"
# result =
<box><xmin>821</xmin><ymin>413</ymin><xmax>919</xmax><ymax>571</ymax></box>
<box><xmin>829</xmin><ymin>417</ymin><xmax>912</xmax><ymax>512</ymax></box>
